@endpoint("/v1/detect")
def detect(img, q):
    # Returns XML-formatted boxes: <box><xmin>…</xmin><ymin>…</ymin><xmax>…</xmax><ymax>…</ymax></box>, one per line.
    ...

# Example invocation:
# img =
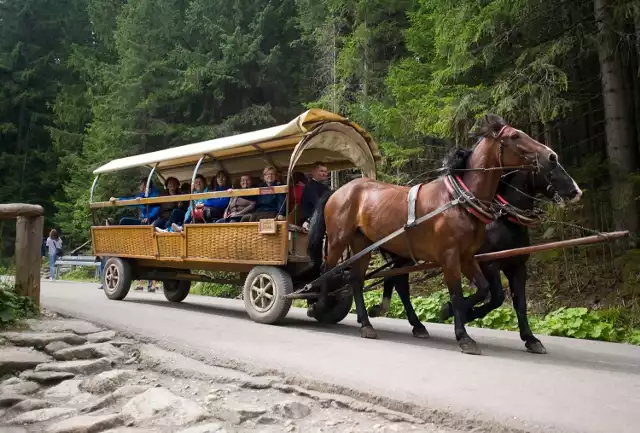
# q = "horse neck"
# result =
<box><xmin>461</xmin><ymin>137</ymin><xmax>502</xmax><ymax>202</ymax></box>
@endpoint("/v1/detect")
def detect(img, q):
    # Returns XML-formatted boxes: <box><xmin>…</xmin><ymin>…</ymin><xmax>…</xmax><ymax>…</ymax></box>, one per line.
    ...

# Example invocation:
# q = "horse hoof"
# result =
<box><xmin>412</xmin><ymin>327</ymin><xmax>430</xmax><ymax>339</ymax></box>
<box><xmin>368</xmin><ymin>305</ymin><xmax>382</xmax><ymax>318</ymax></box>
<box><xmin>459</xmin><ymin>338</ymin><xmax>481</xmax><ymax>355</ymax></box>
<box><xmin>526</xmin><ymin>340</ymin><xmax>547</xmax><ymax>354</ymax></box>
<box><xmin>439</xmin><ymin>302</ymin><xmax>453</xmax><ymax>321</ymax></box>
<box><xmin>360</xmin><ymin>326</ymin><xmax>378</xmax><ymax>339</ymax></box>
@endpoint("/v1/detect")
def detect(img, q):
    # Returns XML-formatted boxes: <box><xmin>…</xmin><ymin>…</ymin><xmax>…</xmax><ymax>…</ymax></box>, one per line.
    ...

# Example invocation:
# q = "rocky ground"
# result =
<box><xmin>0</xmin><ymin>312</ymin><xmax>454</xmax><ymax>433</ymax></box>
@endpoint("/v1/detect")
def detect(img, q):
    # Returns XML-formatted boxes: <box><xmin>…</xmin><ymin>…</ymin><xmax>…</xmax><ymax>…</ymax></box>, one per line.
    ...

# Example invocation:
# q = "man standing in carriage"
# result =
<box><xmin>301</xmin><ymin>162</ymin><xmax>330</xmax><ymax>231</ymax></box>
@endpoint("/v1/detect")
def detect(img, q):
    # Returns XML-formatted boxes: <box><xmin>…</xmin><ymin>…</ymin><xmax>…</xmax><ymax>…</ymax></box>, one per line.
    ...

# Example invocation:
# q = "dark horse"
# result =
<box><xmin>367</xmin><ymin>148</ymin><xmax>582</xmax><ymax>354</ymax></box>
<box><xmin>306</xmin><ymin>115</ymin><xmax>563</xmax><ymax>355</ymax></box>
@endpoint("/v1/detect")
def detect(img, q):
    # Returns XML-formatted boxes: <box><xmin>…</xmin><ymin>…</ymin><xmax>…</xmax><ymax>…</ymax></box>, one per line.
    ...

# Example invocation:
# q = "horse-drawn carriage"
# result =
<box><xmin>90</xmin><ymin>109</ymin><xmax>628</xmax><ymax>354</ymax></box>
<box><xmin>89</xmin><ymin>109</ymin><xmax>378</xmax><ymax>324</ymax></box>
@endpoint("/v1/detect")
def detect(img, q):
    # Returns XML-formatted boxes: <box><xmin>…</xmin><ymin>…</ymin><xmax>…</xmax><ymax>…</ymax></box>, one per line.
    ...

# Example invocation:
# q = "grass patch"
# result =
<box><xmin>58</xmin><ymin>267</ymin><xmax>99</xmax><ymax>282</ymax></box>
<box><xmin>0</xmin><ymin>281</ymin><xmax>39</xmax><ymax>328</ymax></box>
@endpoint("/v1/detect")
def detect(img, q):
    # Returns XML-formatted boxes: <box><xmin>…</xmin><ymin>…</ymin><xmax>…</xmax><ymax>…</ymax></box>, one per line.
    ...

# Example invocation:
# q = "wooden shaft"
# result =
<box><xmin>89</xmin><ymin>185</ymin><xmax>289</xmax><ymax>209</ymax></box>
<box><xmin>373</xmin><ymin>231</ymin><xmax>630</xmax><ymax>279</ymax></box>
<box><xmin>14</xmin><ymin>215</ymin><xmax>44</xmax><ymax>306</ymax></box>
<box><xmin>0</xmin><ymin>204</ymin><xmax>45</xmax><ymax>219</ymax></box>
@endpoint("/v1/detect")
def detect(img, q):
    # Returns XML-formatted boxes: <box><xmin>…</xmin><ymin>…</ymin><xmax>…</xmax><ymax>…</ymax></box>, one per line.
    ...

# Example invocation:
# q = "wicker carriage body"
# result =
<box><xmin>92</xmin><ymin>222</ymin><xmax>296</xmax><ymax>270</ymax></box>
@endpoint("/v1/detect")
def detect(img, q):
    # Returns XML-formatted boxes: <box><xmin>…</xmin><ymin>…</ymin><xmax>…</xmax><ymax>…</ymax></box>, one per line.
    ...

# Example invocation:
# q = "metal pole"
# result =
<box><xmin>89</xmin><ymin>175</ymin><xmax>101</xmax><ymax>203</ymax></box>
<box><xmin>190</xmin><ymin>155</ymin><xmax>206</xmax><ymax>208</ymax></box>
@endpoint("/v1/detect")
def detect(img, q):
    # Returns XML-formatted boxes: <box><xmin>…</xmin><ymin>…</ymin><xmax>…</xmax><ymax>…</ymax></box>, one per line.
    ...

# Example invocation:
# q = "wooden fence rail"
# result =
<box><xmin>0</xmin><ymin>203</ymin><xmax>44</xmax><ymax>306</ymax></box>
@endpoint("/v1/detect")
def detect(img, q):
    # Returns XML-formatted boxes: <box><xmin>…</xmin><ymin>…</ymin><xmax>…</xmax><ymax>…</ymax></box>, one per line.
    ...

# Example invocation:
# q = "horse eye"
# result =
<box><xmin>510</xmin><ymin>132</ymin><xmax>520</xmax><ymax>140</ymax></box>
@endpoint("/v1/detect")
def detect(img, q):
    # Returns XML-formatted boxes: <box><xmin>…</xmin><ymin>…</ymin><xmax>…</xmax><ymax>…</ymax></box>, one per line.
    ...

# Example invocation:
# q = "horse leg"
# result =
<box><xmin>349</xmin><ymin>234</ymin><xmax>377</xmax><ymax>339</ymax></box>
<box><xmin>394</xmin><ymin>274</ymin><xmax>429</xmax><ymax>338</ymax></box>
<box><xmin>368</xmin><ymin>276</ymin><xmax>394</xmax><ymax>318</ymax></box>
<box><xmin>504</xmin><ymin>263</ymin><xmax>546</xmax><ymax>354</ymax></box>
<box><xmin>440</xmin><ymin>260</ymin><xmax>493</xmax><ymax>322</ymax></box>
<box><xmin>462</xmin><ymin>263</ymin><xmax>505</xmax><ymax>323</ymax></box>
<box><xmin>442</xmin><ymin>253</ymin><xmax>480</xmax><ymax>355</ymax></box>
<box><xmin>316</xmin><ymin>236</ymin><xmax>352</xmax><ymax>315</ymax></box>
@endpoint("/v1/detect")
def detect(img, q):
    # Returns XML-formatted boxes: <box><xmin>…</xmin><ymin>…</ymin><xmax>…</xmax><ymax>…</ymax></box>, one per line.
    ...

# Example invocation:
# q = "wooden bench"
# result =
<box><xmin>54</xmin><ymin>255</ymin><xmax>101</xmax><ymax>279</ymax></box>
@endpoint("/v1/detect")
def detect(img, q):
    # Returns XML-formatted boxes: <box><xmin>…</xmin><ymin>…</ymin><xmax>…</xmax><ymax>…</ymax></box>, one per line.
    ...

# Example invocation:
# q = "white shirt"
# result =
<box><xmin>46</xmin><ymin>237</ymin><xmax>62</xmax><ymax>256</ymax></box>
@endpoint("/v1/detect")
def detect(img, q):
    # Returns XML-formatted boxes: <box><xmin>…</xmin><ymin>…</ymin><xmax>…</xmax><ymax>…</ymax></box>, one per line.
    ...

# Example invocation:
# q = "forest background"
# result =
<box><xmin>1</xmin><ymin>0</ymin><xmax>640</xmax><ymax>332</ymax></box>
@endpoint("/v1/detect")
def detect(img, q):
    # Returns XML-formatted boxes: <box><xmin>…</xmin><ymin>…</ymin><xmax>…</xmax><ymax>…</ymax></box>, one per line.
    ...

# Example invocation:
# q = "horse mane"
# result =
<box><xmin>470</xmin><ymin>113</ymin><xmax>507</xmax><ymax>140</ymax></box>
<box><xmin>441</xmin><ymin>147</ymin><xmax>473</xmax><ymax>174</ymax></box>
<box><xmin>441</xmin><ymin>114</ymin><xmax>508</xmax><ymax>175</ymax></box>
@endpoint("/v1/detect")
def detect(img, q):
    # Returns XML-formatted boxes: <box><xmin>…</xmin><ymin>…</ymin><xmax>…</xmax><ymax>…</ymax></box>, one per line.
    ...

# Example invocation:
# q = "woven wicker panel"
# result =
<box><xmin>156</xmin><ymin>234</ymin><xmax>183</xmax><ymax>259</ymax></box>
<box><xmin>185</xmin><ymin>223</ymin><xmax>287</xmax><ymax>264</ymax></box>
<box><xmin>92</xmin><ymin>227</ymin><xmax>155</xmax><ymax>258</ymax></box>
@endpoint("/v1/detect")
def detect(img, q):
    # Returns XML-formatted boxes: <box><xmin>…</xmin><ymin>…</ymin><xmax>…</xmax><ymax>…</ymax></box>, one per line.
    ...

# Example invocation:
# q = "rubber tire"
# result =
<box><xmin>313</xmin><ymin>292</ymin><xmax>354</xmax><ymax>324</ymax></box>
<box><xmin>162</xmin><ymin>280</ymin><xmax>191</xmax><ymax>302</ymax></box>
<box><xmin>102</xmin><ymin>258</ymin><xmax>132</xmax><ymax>300</ymax></box>
<box><xmin>243</xmin><ymin>266</ymin><xmax>293</xmax><ymax>324</ymax></box>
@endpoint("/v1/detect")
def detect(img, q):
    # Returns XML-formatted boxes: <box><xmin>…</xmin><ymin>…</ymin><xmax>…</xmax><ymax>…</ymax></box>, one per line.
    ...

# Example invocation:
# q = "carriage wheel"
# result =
<box><xmin>162</xmin><ymin>279</ymin><xmax>191</xmax><ymax>302</ymax></box>
<box><xmin>243</xmin><ymin>266</ymin><xmax>293</xmax><ymax>324</ymax></box>
<box><xmin>102</xmin><ymin>258</ymin><xmax>132</xmax><ymax>300</ymax></box>
<box><xmin>313</xmin><ymin>291</ymin><xmax>353</xmax><ymax>324</ymax></box>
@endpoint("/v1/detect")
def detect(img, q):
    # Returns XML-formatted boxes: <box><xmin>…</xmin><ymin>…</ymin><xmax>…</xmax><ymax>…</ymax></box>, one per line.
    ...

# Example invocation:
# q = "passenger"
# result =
<box><xmin>170</xmin><ymin>174</ymin><xmax>207</xmax><ymax>232</ymax></box>
<box><xmin>301</xmin><ymin>162</ymin><xmax>330</xmax><ymax>231</ymax></box>
<box><xmin>154</xmin><ymin>177</ymin><xmax>183</xmax><ymax>230</ymax></box>
<box><xmin>241</xmin><ymin>166</ymin><xmax>285</xmax><ymax>221</ymax></box>
<box><xmin>216</xmin><ymin>175</ymin><xmax>257</xmax><ymax>223</ymax></box>
<box><xmin>111</xmin><ymin>177</ymin><xmax>161</xmax><ymax>225</ymax></box>
<box><xmin>201</xmin><ymin>170</ymin><xmax>232</xmax><ymax>222</ymax></box>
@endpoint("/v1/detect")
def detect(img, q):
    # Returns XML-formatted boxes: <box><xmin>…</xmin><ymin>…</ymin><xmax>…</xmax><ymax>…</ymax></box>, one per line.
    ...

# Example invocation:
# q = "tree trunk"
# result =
<box><xmin>594</xmin><ymin>0</ymin><xmax>639</xmax><ymax>241</ymax></box>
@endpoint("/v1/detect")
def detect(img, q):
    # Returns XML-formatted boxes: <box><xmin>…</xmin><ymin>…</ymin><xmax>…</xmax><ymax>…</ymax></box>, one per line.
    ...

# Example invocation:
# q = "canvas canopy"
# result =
<box><xmin>92</xmin><ymin>109</ymin><xmax>380</xmax><ymax>183</ymax></box>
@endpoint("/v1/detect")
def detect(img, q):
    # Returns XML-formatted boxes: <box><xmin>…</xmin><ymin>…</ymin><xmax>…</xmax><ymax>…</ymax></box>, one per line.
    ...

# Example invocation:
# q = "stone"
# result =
<box><xmin>272</xmin><ymin>401</ymin><xmax>311</xmax><ymax>419</ymax></box>
<box><xmin>7</xmin><ymin>407</ymin><xmax>77</xmax><ymax>424</ymax></box>
<box><xmin>86</xmin><ymin>330</ymin><xmax>117</xmax><ymax>343</ymax></box>
<box><xmin>109</xmin><ymin>339</ymin><xmax>135</xmax><ymax>347</ymax></box>
<box><xmin>1</xmin><ymin>332</ymin><xmax>86</xmax><ymax>348</ymax></box>
<box><xmin>53</xmin><ymin>343</ymin><xmax>125</xmax><ymax>361</ymax></box>
<box><xmin>0</xmin><ymin>428</ymin><xmax>29</xmax><ymax>433</ymax></box>
<box><xmin>121</xmin><ymin>387</ymin><xmax>208</xmax><ymax>426</ymax></box>
<box><xmin>36</xmin><ymin>358</ymin><xmax>112</xmax><ymax>375</ymax></box>
<box><xmin>82</xmin><ymin>383</ymin><xmax>150</xmax><ymax>413</ymax></box>
<box><xmin>103</xmin><ymin>429</ymin><xmax>155</xmax><ymax>433</ymax></box>
<box><xmin>80</xmin><ymin>369</ymin><xmax>135</xmax><ymax>394</ymax></box>
<box><xmin>256</xmin><ymin>415</ymin><xmax>279</xmax><ymax>424</ymax></box>
<box><xmin>0</xmin><ymin>380</ymin><xmax>41</xmax><ymax>395</ymax></box>
<box><xmin>47</xmin><ymin>413</ymin><xmax>124</xmax><ymax>433</ymax></box>
<box><xmin>215</xmin><ymin>403</ymin><xmax>267</xmax><ymax>424</ymax></box>
<box><xmin>43</xmin><ymin>380</ymin><xmax>83</xmax><ymax>399</ymax></box>
<box><xmin>0</xmin><ymin>346</ymin><xmax>52</xmax><ymax>374</ymax></box>
<box><xmin>20</xmin><ymin>370</ymin><xmax>75</xmax><ymax>385</ymax></box>
<box><xmin>0</xmin><ymin>394</ymin><xmax>29</xmax><ymax>407</ymax></box>
<box><xmin>67</xmin><ymin>392</ymin><xmax>97</xmax><ymax>407</ymax></box>
<box><xmin>13</xmin><ymin>398</ymin><xmax>53</xmax><ymax>412</ymax></box>
<box><xmin>2</xmin><ymin>376</ymin><xmax>22</xmax><ymax>385</ymax></box>
<box><xmin>45</xmin><ymin>341</ymin><xmax>72</xmax><ymax>355</ymax></box>
<box><xmin>26</xmin><ymin>319</ymin><xmax>103</xmax><ymax>335</ymax></box>
<box><xmin>177</xmin><ymin>423</ymin><xmax>227</xmax><ymax>433</ymax></box>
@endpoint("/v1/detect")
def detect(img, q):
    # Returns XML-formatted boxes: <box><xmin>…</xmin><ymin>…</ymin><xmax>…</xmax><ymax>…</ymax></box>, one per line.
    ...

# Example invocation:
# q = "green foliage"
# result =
<box><xmin>534</xmin><ymin>307</ymin><xmax>624</xmax><ymax>341</ymax></box>
<box><xmin>190</xmin><ymin>282</ymin><xmax>239</xmax><ymax>299</ymax></box>
<box><xmin>0</xmin><ymin>283</ymin><xmax>39</xmax><ymax>328</ymax></box>
<box><xmin>59</xmin><ymin>267</ymin><xmax>99</xmax><ymax>282</ymax></box>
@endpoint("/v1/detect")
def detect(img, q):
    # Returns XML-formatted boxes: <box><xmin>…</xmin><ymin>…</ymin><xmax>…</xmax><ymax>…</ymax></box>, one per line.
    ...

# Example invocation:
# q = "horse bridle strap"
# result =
<box><xmin>444</xmin><ymin>175</ymin><xmax>495</xmax><ymax>224</ymax></box>
<box><xmin>493</xmin><ymin>194</ymin><xmax>542</xmax><ymax>228</ymax></box>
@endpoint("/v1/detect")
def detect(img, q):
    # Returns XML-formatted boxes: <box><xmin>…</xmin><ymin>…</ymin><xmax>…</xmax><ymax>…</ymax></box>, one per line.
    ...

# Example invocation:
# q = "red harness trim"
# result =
<box><xmin>494</xmin><ymin>194</ymin><xmax>538</xmax><ymax>227</ymax></box>
<box><xmin>443</xmin><ymin>176</ymin><xmax>494</xmax><ymax>225</ymax></box>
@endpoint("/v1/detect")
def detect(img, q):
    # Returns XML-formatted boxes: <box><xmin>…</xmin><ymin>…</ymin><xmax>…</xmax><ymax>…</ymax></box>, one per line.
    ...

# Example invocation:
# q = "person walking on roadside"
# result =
<box><xmin>45</xmin><ymin>229</ymin><xmax>62</xmax><ymax>281</ymax></box>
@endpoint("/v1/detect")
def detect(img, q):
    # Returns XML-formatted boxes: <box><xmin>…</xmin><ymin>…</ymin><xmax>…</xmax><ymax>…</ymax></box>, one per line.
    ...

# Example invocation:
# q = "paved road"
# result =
<box><xmin>41</xmin><ymin>281</ymin><xmax>640</xmax><ymax>433</ymax></box>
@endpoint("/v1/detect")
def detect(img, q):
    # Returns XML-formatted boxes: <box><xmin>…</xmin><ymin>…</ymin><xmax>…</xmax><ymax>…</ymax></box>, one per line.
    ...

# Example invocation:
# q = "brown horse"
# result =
<box><xmin>306</xmin><ymin>115</ymin><xmax>560</xmax><ymax>355</ymax></box>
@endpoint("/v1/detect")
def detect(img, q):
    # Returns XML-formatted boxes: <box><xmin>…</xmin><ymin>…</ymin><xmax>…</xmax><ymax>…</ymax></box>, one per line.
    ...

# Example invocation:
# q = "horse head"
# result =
<box><xmin>471</xmin><ymin>114</ymin><xmax>558</xmax><ymax>174</ymax></box>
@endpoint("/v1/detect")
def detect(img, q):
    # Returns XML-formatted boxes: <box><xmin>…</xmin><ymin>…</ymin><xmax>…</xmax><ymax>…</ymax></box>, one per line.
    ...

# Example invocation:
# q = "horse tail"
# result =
<box><xmin>307</xmin><ymin>190</ymin><xmax>333</xmax><ymax>272</ymax></box>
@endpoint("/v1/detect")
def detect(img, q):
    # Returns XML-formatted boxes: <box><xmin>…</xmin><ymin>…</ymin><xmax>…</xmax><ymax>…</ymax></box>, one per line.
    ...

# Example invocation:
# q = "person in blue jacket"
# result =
<box><xmin>110</xmin><ymin>177</ymin><xmax>161</xmax><ymax>225</ymax></box>
<box><xmin>201</xmin><ymin>170</ymin><xmax>232</xmax><ymax>222</ymax></box>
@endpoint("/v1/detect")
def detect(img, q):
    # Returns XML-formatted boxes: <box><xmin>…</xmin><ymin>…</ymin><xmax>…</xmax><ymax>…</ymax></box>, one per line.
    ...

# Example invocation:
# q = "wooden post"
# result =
<box><xmin>0</xmin><ymin>204</ymin><xmax>45</xmax><ymax>306</ymax></box>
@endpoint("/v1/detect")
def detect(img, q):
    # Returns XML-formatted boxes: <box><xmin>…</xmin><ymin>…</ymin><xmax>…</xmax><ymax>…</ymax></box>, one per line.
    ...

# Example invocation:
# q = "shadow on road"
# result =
<box><xmin>124</xmin><ymin>296</ymin><xmax>640</xmax><ymax>376</ymax></box>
